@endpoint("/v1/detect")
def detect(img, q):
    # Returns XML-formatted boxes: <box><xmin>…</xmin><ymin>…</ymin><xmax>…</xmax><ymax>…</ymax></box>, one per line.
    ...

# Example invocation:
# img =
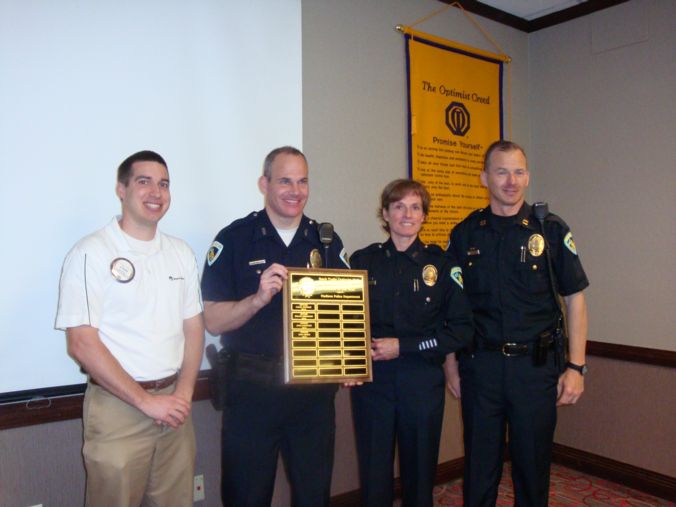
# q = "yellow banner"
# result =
<box><xmin>406</xmin><ymin>28</ymin><xmax>504</xmax><ymax>246</ymax></box>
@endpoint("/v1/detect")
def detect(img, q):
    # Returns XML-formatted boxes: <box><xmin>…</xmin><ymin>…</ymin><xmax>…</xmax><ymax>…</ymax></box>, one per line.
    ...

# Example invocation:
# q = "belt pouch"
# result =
<box><xmin>533</xmin><ymin>334</ymin><xmax>550</xmax><ymax>367</ymax></box>
<box><xmin>206</xmin><ymin>344</ymin><xmax>232</xmax><ymax>410</ymax></box>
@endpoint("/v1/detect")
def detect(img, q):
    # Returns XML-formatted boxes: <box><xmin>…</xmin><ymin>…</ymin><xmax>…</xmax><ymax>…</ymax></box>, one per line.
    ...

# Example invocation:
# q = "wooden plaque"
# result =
<box><xmin>283</xmin><ymin>268</ymin><xmax>372</xmax><ymax>384</ymax></box>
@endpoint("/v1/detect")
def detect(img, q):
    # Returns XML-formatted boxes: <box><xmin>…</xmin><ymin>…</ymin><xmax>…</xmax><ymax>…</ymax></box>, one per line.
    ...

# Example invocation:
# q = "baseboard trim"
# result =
<box><xmin>436</xmin><ymin>457</ymin><xmax>465</xmax><ymax>484</ymax></box>
<box><xmin>329</xmin><ymin>488</ymin><xmax>361</xmax><ymax>507</ymax></box>
<box><xmin>330</xmin><ymin>457</ymin><xmax>464</xmax><ymax>506</ymax></box>
<box><xmin>330</xmin><ymin>451</ymin><xmax>675</xmax><ymax>505</ymax></box>
<box><xmin>552</xmin><ymin>443</ymin><xmax>676</xmax><ymax>501</ymax></box>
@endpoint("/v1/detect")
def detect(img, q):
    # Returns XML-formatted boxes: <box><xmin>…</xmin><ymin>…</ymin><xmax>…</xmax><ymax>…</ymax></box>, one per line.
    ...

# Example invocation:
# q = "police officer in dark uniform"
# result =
<box><xmin>350</xmin><ymin>179</ymin><xmax>474</xmax><ymax>507</ymax></box>
<box><xmin>445</xmin><ymin>140</ymin><xmax>589</xmax><ymax>507</ymax></box>
<box><xmin>201</xmin><ymin>146</ymin><xmax>349</xmax><ymax>507</ymax></box>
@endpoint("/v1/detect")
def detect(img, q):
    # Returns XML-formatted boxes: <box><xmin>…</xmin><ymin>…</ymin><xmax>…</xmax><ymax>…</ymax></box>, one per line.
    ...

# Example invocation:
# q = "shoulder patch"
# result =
<box><xmin>207</xmin><ymin>241</ymin><xmax>224</xmax><ymax>266</ymax></box>
<box><xmin>563</xmin><ymin>231</ymin><xmax>577</xmax><ymax>255</ymax></box>
<box><xmin>450</xmin><ymin>266</ymin><xmax>464</xmax><ymax>289</ymax></box>
<box><xmin>339</xmin><ymin>248</ymin><xmax>350</xmax><ymax>268</ymax></box>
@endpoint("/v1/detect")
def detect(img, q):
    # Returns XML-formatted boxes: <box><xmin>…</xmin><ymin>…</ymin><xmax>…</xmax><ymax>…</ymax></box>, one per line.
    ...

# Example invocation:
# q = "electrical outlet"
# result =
<box><xmin>193</xmin><ymin>474</ymin><xmax>205</xmax><ymax>502</ymax></box>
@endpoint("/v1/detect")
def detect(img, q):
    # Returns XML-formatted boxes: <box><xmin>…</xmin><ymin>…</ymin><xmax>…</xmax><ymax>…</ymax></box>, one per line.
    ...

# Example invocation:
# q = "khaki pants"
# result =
<box><xmin>82</xmin><ymin>382</ymin><xmax>196</xmax><ymax>507</ymax></box>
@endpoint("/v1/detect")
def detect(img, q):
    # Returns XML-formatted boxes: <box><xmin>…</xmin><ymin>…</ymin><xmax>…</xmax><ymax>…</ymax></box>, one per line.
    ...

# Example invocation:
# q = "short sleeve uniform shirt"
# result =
<box><xmin>201</xmin><ymin>210</ymin><xmax>348</xmax><ymax>357</ymax></box>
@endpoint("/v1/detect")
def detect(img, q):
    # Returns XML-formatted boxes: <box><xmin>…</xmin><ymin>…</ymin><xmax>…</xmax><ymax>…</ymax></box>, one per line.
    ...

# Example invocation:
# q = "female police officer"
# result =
<box><xmin>350</xmin><ymin>179</ymin><xmax>474</xmax><ymax>507</ymax></box>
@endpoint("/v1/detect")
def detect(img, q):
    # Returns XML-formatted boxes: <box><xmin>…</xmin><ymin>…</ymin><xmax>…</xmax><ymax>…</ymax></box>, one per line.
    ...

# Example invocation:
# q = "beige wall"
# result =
<box><xmin>0</xmin><ymin>401</ymin><xmax>223</xmax><ymax>507</ymax></box>
<box><xmin>529</xmin><ymin>0</ymin><xmax>676</xmax><ymax>475</ymax></box>
<box><xmin>556</xmin><ymin>357</ymin><xmax>676</xmax><ymax>476</ymax></box>
<box><xmin>528</xmin><ymin>0</ymin><xmax>676</xmax><ymax>351</ymax></box>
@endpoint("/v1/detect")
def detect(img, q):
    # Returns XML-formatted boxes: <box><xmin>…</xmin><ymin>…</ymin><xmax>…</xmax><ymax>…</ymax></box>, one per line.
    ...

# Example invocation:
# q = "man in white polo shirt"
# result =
<box><xmin>55</xmin><ymin>150</ymin><xmax>204</xmax><ymax>507</ymax></box>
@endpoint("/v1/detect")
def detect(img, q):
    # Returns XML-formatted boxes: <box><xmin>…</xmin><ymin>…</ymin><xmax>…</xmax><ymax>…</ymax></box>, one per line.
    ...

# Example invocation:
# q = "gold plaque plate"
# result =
<box><xmin>283</xmin><ymin>268</ymin><xmax>372</xmax><ymax>384</ymax></box>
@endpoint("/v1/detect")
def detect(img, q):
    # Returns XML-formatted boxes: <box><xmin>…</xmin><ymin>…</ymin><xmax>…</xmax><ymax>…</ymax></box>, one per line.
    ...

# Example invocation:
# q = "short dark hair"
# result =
<box><xmin>262</xmin><ymin>146</ymin><xmax>307</xmax><ymax>179</ymax></box>
<box><xmin>117</xmin><ymin>150</ymin><xmax>168</xmax><ymax>186</ymax></box>
<box><xmin>378</xmin><ymin>179</ymin><xmax>431</xmax><ymax>232</ymax></box>
<box><xmin>483</xmin><ymin>140</ymin><xmax>526</xmax><ymax>172</ymax></box>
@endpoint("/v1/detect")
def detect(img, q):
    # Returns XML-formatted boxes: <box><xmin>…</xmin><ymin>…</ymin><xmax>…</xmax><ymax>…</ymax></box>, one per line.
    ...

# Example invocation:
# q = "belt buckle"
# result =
<box><xmin>501</xmin><ymin>342</ymin><xmax>519</xmax><ymax>357</ymax></box>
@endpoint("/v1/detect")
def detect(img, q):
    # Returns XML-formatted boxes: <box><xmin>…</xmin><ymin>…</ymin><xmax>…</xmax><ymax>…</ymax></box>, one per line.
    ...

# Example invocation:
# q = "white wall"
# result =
<box><xmin>0</xmin><ymin>0</ymin><xmax>303</xmax><ymax>396</ymax></box>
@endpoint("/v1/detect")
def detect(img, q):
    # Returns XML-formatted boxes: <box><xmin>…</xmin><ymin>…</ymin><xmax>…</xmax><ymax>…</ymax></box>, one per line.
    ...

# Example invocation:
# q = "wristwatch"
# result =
<box><xmin>565</xmin><ymin>361</ymin><xmax>588</xmax><ymax>376</ymax></box>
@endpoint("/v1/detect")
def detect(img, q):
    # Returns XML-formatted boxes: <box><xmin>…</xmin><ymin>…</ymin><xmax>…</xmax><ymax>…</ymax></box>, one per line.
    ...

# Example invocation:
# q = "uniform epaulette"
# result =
<box><xmin>350</xmin><ymin>242</ymin><xmax>383</xmax><ymax>261</ymax></box>
<box><xmin>362</xmin><ymin>242</ymin><xmax>384</xmax><ymax>253</ymax></box>
<box><xmin>454</xmin><ymin>207</ymin><xmax>486</xmax><ymax>229</ymax></box>
<box><xmin>528</xmin><ymin>208</ymin><xmax>566</xmax><ymax>229</ymax></box>
<box><xmin>423</xmin><ymin>243</ymin><xmax>444</xmax><ymax>255</ymax></box>
<box><xmin>544</xmin><ymin>212</ymin><xmax>565</xmax><ymax>227</ymax></box>
<box><xmin>221</xmin><ymin>211</ymin><xmax>260</xmax><ymax>233</ymax></box>
<box><xmin>302</xmin><ymin>217</ymin><xmax>323</xmax><ymax>239</ymax></box>
<box><xmin>469</xmin><ymin>207</ymin><xmax>486</xmax><ymax>219</ymax></box>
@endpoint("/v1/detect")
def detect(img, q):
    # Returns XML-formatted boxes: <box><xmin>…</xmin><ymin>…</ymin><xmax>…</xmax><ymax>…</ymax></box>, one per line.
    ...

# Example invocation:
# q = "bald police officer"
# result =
<box><xmin>201</xmin><ymin>146</ymin><xmax>349</xmax><ymax>507</ymax></box>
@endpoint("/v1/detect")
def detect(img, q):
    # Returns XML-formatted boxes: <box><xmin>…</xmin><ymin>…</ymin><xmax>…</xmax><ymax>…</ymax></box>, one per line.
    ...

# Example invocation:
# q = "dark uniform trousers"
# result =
<box><xmin>460</xmin><ymin>350</ymin><xmax>559</xmax><ymax>507</ymax></box>
<box><xmin>350</xmin><ymin>238</ymin><xmax>473</xmax><ymax>507</ymax></box>
<box><xmin>351</xmin><ymin>356</ymin><xmax>445</xmax><ymax>507</ymax></box>
<box><xmin>221</xmin><ymin>378</ymin><xmax>336</xmax><ymax>507</ymax></box>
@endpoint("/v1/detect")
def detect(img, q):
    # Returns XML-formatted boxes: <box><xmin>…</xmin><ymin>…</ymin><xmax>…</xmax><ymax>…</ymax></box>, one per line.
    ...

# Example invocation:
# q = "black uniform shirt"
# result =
<box><xmin>201</xmin><ymin>210</ymin><xmax>347</xmax><ymax>356</ymax></box>
<box><xmin>351</xmin><ymin>237</ymin><xmax>474</xmax><ymax>361</ymax></box>
<box><xmin>449</xmin><ymin>202</ymin><xmax>589</xmax><ymax>344</ymax></box>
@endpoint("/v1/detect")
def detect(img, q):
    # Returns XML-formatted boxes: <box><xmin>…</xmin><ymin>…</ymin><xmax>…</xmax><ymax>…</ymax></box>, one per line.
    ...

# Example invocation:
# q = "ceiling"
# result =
<box><xmin>438</xmin><ymin>0</ymin><xmax>630</xmax><ymax>32</ymax></box>
<box><xmin>478</xmin><ymin>0</ymin><xmax>587</xmax><ymax>21</ymax></box>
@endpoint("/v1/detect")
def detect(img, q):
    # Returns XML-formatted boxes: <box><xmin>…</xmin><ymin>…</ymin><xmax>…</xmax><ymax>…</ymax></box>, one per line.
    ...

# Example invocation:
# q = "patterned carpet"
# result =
<box><xmin>397</xmin><ymin>463</ymin><xmax>675</xmax><ymax>506</ymax></box>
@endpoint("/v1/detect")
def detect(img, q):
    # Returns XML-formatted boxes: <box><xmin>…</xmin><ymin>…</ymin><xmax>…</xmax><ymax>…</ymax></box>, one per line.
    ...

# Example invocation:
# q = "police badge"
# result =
<box><xmin>527</xmin><ymin>234</ymin><xmax>545</xmax><ymax>257</ymax></box>
<box><xmin>422</xmin><ymin>264</ymin><xmax>438</xmax><ymax>287</ymax></box>
<box><xmin>309</xmin><ymin>248</ymin><xmax>323</xmax><ymax>268</ymax></box>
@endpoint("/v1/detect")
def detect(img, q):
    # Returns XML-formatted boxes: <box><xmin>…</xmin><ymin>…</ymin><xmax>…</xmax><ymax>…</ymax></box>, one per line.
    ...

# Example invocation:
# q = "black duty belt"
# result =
<box><xmin>482</xmin><ymin>342</ymin><xmax>531</xmax><ymax>356</ymax></box>
<box><xmin>476</xmin><ymin>332</ymin><xmax>555</xmax><ymax>358</ymax></box>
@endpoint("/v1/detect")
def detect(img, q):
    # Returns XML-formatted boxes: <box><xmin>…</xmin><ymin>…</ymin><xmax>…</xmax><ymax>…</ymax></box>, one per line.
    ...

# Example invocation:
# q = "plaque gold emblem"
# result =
<box><xmin>298</xmin><ymin>277</ymin><xmax>316</xmax><ymax>298</ymax></box>
<box><xmin>309</xmin><ymin>248</ymin><xmax>323</xmax><ymax>268</ymax></box>
<box><xmin>422</xmin><ymin>264</ymin><xmax>438</xmax><ymax>286</ymax></box>
<box><xmin>283</xmin><ymin>268</ymin><xmax>372</xmax><ymax>384</ymax></box>
<box><xmin>527</xmin><ymin>234</ymin><xmax>545</xmax><ymax>257</ymax></box>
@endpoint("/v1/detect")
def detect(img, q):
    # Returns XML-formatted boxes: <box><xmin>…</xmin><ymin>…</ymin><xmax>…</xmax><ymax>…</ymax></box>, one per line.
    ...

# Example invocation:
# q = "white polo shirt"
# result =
<box><xmin>56</xmin><ymin>217</ymin><xmax>203</xmax><ymax>381</ymax></box>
